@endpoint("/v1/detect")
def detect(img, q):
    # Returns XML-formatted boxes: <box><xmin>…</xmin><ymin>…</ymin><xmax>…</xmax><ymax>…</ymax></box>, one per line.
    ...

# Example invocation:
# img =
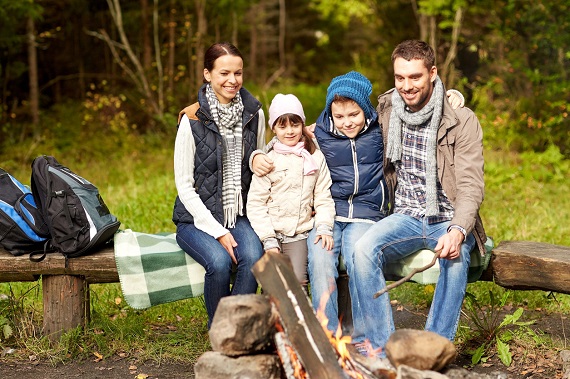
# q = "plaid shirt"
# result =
<box><xmin>394</xmin><ymin>119</ymin><xmax>454</xmax><ymax>223</ymax></box>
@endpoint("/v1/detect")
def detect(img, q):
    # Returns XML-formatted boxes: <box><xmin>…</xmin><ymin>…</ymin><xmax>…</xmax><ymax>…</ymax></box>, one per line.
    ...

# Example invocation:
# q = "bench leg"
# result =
<box><xmin>42</xmin><ymin>275</ymin><xmax>89</xmax><ymax>342</ymax></box>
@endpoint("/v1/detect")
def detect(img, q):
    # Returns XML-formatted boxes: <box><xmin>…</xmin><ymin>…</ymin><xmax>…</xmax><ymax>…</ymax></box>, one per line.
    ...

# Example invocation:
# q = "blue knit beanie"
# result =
<box><xmin>325</xmin><ymin>71</ymin><xmax>375</xmax><ymax>120</ymax></box>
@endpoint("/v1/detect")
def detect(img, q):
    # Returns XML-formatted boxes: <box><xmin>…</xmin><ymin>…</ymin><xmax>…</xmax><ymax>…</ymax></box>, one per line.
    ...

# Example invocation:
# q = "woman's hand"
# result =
<box><xmin>313</xmin><ymin>234</ymin><xmax>334</xmax><ymax>251</ymax></box>
<box><xmin>305</xmin><ymin>123</ymin><xmax>316</xmax><ymax>139</ymax></box>
<box><xmin>217</xmin><ymin>232</ymin><xmax>238</xmax><ymax>264</ymax></box>
<box><xmin>446</xmin><ymin>89</ymin><xmax>465</xmax><ymax>109</ymax></box>
<box><xmin>252</xmin><ymin>154</ymin><xmax>274</xmax><ymax>177</ymax></box>
<box><xmin>265</xmin><ymin>247</ymin><xmax>280</xmax><ymax>255</ymax></box>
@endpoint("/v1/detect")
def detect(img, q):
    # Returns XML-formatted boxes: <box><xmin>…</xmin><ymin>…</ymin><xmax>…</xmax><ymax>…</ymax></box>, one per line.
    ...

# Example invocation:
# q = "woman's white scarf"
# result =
<box><xmin>205</xmin><ymin>84</ymin><xmax>244</xmax><ymax>228</ymax></box>
<box><xmin>387</xmin><ymin>76</ymin><xmax>444</xmax><ymax>217</ymax></box>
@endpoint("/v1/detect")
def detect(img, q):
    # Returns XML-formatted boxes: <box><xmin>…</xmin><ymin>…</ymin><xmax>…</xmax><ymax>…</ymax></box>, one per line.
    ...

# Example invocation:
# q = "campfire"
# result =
<box><xmin>252</xmin><ymin>251</ymin><xmax>396</xmax><ymax>379</ymax></box>
<box><xmin>194</xmin><ymin>251</ymin><xmax>458</xmax><ymax>379</ymax></box>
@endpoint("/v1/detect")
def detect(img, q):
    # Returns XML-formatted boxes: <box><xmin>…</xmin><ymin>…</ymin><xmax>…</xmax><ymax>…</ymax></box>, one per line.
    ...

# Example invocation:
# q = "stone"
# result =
<box><xmin>397</xmin><ymin>364</ymin><xmax>448</xmax><ymax>378</ymax></box>
<box><xmin>209</xmin><ymin>294</ymin><xmax>277</xmax><ymax>356</ymax></box>
<box><xmin>194</xmin><ymin>351</ymin><xmax>282</xmax><ymax>379</ymax></box>
<box><xmin>385</xmin><ymin>329</ymin><xmax>457</xmax><ymax>371</ymax></box>
<box><xmin>443</xmin><ymin>365</ymin><xmax>508</xmax><ymax>379</ymax></box>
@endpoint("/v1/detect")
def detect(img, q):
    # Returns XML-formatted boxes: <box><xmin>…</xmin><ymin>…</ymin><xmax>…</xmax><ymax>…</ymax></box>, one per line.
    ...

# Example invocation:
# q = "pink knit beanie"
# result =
<box><xmin>268</xmin><ymin>94</ymin><xmax>306</xmax><ymax>129</ymax></box>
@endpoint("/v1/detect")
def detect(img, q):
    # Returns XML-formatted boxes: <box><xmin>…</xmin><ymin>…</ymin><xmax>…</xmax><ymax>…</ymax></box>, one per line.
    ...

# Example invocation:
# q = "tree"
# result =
<box><xmin>86</xmin><ymin>0</ymin><xmax>163</xmax><ymax>120</ymax></box>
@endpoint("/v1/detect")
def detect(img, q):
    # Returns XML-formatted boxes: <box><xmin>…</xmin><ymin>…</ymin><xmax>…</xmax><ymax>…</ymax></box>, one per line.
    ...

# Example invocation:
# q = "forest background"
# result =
<box><xmin>0</xmin><ymin>0</ymin><xmax>569</xmax><ymax>375</ymax></box>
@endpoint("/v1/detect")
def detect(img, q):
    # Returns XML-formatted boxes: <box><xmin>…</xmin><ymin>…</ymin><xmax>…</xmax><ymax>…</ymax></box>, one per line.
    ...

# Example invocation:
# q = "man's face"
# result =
<box><xmin>393</xmin><ymin>57</ymin><xmax>437</xmax><ymax>112</ymax></box>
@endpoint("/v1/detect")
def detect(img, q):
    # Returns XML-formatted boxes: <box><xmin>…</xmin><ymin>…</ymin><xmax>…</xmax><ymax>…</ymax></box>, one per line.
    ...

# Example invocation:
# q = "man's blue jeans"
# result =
<box><xmin>353</xmin><ymin>213</ymin><xmax>476</xmax><ymax>353</ymax></box>
<box><xmin>308</xmin><ymin>221</ymin><xmax>372</xmax><ymax>343</ymax></box>
<box><xmin>176</xmin><ymin>216</ymin><xmax>263</xmax><ymax>327</ymax></box>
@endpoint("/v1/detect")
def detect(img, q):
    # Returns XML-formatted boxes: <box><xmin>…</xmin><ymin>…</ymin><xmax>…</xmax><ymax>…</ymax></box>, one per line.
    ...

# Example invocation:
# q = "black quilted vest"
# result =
<box><xmin>172</xmin><ymin>86</ymin><xmax>261</xmax><ymax>226</ymax></box>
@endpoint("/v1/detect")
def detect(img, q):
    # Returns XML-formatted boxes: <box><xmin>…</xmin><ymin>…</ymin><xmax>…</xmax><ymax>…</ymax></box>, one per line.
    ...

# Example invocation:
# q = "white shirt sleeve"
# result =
<box><xmin>174</xmin><ymin>115</ymin><xmax>229</xmax><ymax>238</ymax></box>
<box><xmin>256</xmin><ymin>108</ymin><xmax>267</xmax><ymax>149</ymax></box>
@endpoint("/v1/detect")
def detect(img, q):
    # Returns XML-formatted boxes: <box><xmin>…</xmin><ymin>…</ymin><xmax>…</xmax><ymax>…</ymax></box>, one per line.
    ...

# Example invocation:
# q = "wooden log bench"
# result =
<box><xmin>1</xmin><ymin>240</ymin><xmax>569</xmax><ymax>341</ymax></box>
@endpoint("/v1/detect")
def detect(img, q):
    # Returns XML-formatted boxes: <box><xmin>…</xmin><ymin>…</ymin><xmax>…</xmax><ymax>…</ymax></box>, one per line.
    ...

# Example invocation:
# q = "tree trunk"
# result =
<box><xmin>167</xmin><ymin>0</ymin><xmax>176</xmax><ymax>100</ymax></box>
<box><xmin>141</xmin><ymin>0</ymin><xmax>152</xmax><ymax>72</ymax></box>
<box><xmin>249</xmin><ymin>4</ymin><xmax>258</xmax><ymax>84</ymax></box>
<box><xmin>410</xmin><ymin>0</ymin><xmax>428</xmax><ymax>42</ymax></box>
<box><xmin>153</xmin><ymin>0</ymin><xmax>164</xmax><ymax>112</ymax></box>
<box><xmin>194</xmin><ymin>0</ymin><xmax>207</xmax><ymax>92</ymax></box>
<box><xmin>441</xmin><ymin>7</ymin><xmax>463</xmax><ymax>87</ymax></box>
<box><xmin>26</xmin><ymin>16</ymin><xmax>39</xmax><ymax>128</ymax></box>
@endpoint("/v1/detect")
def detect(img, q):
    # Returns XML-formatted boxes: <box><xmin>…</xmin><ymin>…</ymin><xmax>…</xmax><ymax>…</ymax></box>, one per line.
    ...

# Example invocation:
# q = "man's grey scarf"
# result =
<box><xmin>205</xmin><ymin>84</ymin><xmax>244</xmax><ymax>228</ymax></box>
<box><xmin>387</xmin><ymin>76</ymin><xmax>444</xmax><ymax>216</ymax></box>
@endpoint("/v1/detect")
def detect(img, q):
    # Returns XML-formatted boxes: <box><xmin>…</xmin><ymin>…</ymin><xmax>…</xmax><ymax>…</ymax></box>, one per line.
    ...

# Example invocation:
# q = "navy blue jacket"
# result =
<box><xmin>314</xmin><ymin>110</ymin><xmax>388</xmax><ymax>222</ymax></box>
<box><xmin>172</xmin><ymin>85</ymin><xmax>261</xmax><ymax>225</ymax></box>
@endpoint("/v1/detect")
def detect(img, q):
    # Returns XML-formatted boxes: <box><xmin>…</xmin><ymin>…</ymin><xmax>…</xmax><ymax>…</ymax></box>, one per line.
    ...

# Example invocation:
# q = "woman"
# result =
<box><xmin>172</xmin><ymin>42</ymin><xmax>265</xmax><ymax>327</ymax></box>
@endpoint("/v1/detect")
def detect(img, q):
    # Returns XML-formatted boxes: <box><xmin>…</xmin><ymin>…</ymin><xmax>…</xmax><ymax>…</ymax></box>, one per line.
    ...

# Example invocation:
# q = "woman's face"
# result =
<box><xmin>204</xmin><ymin>54</ymin><xmax>244</xmax><ymax>104</ymax></box>
<box><xmin>274</xmin><ymin>119</ymin><xmax>303</xmax><ymax>147</ymax></box>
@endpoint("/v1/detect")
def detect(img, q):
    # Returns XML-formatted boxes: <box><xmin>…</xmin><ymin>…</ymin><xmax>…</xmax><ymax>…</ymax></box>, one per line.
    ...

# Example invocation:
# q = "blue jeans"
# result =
<box><xmin>308</xmin><ymin>221</ymin><xmax>372</xmax><ymax>343</ymax></box>
<box><xmin>353</xmin><ymin>213</ymin><xmax>476</xmax><ymax>353</ymax></box>
<box><xmin>176</xmin><ymin>216</ymin><xmax>263</xmax><ymax>327</ymax></box>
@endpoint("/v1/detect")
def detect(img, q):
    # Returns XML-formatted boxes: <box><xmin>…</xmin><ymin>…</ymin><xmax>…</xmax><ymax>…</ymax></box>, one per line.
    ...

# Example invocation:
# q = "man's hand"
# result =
<box><xmin>435</xmin><ymin>228</ymin><xmax>464</xmax><ymax>260</ymax></box>
<box><xmin>252</xmin><ymin>153</ymin><xmax>274</xmax><ymax>177</ymax></box>
<box><xmin>217</xmin><ymin>232</ymin><xmax>238</xmax><ymax>264</ymax></box>
<box><xmin>313</xmin><ymin>233</ymin><xmax>334</xmax><ymax>251</ymax></box>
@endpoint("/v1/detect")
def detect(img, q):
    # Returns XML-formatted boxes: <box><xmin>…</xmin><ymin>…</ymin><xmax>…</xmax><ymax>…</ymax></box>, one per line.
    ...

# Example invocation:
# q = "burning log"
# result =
<box><xmin>252</xmin><ymin>251</ymin><xmax>346</xmax><ymax>379</ymax></box>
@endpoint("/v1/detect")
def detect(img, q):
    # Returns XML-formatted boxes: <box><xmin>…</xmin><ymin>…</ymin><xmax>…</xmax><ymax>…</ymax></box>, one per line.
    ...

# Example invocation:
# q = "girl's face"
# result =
<box><xmin>274</xmin><ymin>119</ymin><xmax>303</xmax><ymax>147</ymax></box>
<box><xmin>331</xmin><ymin>100</ymin><xmax>366</xmax><ymax>138</ymax></box>
<box><xmin>204</xmin><ymin>54</ymin><xmax>243</xmax><ymax>104</ymax></box>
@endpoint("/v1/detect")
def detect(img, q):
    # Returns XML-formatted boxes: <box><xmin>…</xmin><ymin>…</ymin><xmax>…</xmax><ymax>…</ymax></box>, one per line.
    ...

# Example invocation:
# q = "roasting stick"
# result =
<box><xmin>373</xmin><ymin>249</ymin><xmax>442</xmax><ymax>299</ymax></box>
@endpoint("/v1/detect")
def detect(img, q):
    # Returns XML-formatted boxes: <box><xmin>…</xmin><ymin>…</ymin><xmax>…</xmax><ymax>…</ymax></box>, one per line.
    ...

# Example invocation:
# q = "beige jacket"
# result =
<box><xmin>247</xmin><ymin>149</ymin><xmax>335</xmax><ymax>243</ymax></box>
<box><xmin>377</xmin><ymin>89</ymin><xmax>487</xmax><ymax>255</ymax></box>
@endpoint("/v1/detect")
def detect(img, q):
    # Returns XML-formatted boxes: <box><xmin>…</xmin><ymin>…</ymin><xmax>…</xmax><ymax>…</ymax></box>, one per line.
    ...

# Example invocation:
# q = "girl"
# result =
<box><xmin>172</xmin><ymin>42</ymin><xmax>265</xmax><ymax>327</ymax></box>
<box><xmin>247</xmin><ymin>94</ymin><xmax>335</xmax><ymax>288</ymax></box>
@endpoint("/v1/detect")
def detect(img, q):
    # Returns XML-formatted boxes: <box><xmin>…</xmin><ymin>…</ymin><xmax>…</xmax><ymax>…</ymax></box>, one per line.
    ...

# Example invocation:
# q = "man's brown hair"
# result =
<box><xmin>391</xmin><ymin>40</ymin><xmax>436</xmax><ymax>71</ymax></box>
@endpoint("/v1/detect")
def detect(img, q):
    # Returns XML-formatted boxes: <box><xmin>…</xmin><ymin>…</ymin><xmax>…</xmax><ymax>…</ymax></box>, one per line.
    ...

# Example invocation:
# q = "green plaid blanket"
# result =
<box><xmin>114</xmin><ymin>229</ymin><xmax>205</xmax><ymax>309</ymax></box>
<box><xmin>114</xmin><ymin>230</ymin><xmax>493</xmax><ymax>309</ymax></box>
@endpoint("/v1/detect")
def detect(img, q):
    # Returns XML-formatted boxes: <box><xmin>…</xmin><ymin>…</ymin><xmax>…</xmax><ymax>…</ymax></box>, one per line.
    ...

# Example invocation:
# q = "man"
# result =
<box><xmin>352</xmin><ymin>40</ymin><xmax>487</xmax><ymax>354</ymax></box>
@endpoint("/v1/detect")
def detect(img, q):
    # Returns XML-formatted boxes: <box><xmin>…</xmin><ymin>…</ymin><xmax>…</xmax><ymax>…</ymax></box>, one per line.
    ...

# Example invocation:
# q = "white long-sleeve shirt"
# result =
<box><xmin>173</xmin><ymin>110</ymin><xmax>266</xmax><ymax>238</ymax></box>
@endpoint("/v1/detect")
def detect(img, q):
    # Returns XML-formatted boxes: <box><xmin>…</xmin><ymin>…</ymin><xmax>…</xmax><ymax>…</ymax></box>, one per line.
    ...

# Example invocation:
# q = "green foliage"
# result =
<box><xmin>309</xmin><ymin>0</ymin><xmax>374</xmax><ymax>27</ymax></box>
<box><xmin>462</xmin><ymin>291</ymin><xmax>536</xmax><ymax>366</ymax></box>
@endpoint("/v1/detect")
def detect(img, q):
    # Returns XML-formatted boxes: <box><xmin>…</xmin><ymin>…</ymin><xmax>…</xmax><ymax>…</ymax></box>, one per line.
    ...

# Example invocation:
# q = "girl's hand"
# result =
<box><xmin>313</xmin><ymin>234</ymin><xmax>334</xmax><ymax>251</ymax></box>
<box><xmin>217</xmin><ymin>232</ymin><xmax>238</xmax><ymax>264</ymax></box>
<box><xmin>252</xmin><ymin>154</ymin><xmax>274</xmax><ymax>177</ymax></box>
<box><xmin>265</xmin><ymin>247</ymin><xmax>280</xmax><ymax>255</ymax></box>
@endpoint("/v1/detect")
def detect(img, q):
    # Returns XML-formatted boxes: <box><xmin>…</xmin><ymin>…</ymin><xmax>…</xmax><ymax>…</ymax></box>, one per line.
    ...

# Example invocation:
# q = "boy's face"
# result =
<box><xmin>331</xmin><ymin>100</ymin><xmax>366</xmax><ymax>138</ymax></box>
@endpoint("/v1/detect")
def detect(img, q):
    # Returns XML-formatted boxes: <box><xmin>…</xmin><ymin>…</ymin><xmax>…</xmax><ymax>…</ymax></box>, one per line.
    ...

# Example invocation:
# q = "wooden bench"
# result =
<box><xmin>1</xmin><ymin>240</ymin><xmax>569</xmax><ymax>341</ymax></box>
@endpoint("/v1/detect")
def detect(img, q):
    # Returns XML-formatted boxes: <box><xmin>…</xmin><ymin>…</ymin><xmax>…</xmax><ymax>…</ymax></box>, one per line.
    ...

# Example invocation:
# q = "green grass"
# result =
<box><xmin>1</xmin><ymin>110</ymin><xmax>569</xmax><ymax>365</ymax></box>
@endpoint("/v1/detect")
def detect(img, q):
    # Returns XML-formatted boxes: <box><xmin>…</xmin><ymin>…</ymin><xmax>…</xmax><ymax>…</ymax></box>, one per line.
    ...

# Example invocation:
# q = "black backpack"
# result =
<box><xmin>30</xmin><ymin>155</ymin><xmax>121</xmax><ymax>259</ymax></box>
<box><xmin>0</xmin><ymin>168</ymin><xmax>50</xmax><ymax>255</ymax></box>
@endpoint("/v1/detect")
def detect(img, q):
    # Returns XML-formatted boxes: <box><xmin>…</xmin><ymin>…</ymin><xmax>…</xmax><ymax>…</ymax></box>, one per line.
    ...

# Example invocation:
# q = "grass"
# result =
<box><xmin>1</xmin><ymin>111</ymin><xmax>569</xmax><ymax>366</ymax></box>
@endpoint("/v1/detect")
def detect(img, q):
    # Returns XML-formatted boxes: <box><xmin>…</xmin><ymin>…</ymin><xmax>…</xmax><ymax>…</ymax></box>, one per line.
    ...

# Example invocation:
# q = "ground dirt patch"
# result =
<box><xmin>0</xmin><ymin>305</ymin><xmax>568</xmax><ymax>378</ymax></box>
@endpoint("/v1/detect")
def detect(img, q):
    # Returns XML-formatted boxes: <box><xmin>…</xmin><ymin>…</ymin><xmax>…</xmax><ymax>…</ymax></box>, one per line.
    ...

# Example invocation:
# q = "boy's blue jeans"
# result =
<box><xmin>176</xmin><ymin>216</ymin><xmax>263</xmax><ymax>327</ymax></box>
<box><xmin>308</xmin><ymin>221</ymin><xmax>372</xmax><ymax>343</ymax></box>
<box><xmin>353</xmin><ymin>213</ymin><xmax>475</xmax><ymax>353</ymax></box>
